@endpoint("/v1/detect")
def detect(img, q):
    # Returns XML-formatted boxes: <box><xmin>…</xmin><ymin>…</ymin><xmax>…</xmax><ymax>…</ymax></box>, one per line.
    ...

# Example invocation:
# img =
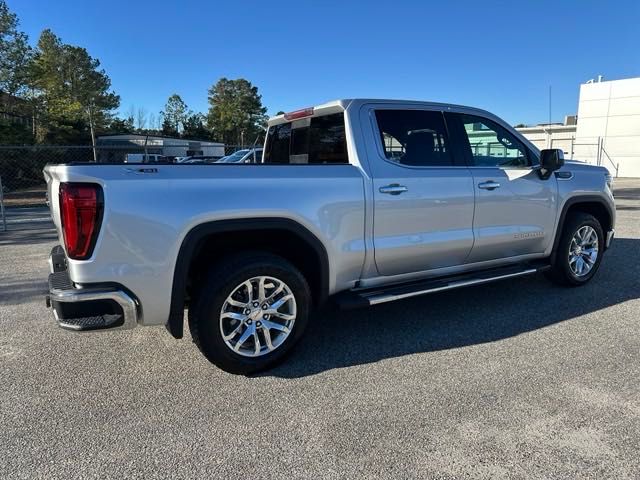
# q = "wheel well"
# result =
<box><xmin>551</xmin><ymin>199</ymin><xmax>613</xmax><ymax>264</ymax></box>
<box><xmin>166</xmin><ymin>219</ymin><xmax>329</xmax><ymax>339</ymax></box>
<box><xmin>565</xmin><ymin>201</ymin><xmax>612</xmax><ymax>232</ymax></box>
<box><xmin>187</xmin><ymin>229</ymin><xmax>324</xmax><ymax>304</ymax></box>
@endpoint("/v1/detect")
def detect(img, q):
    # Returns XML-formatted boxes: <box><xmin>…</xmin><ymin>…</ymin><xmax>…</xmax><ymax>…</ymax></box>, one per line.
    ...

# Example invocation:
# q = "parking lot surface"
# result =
<box><xmin>1</xmin><ymin>179</ymin><xmax>639</xmax><ymax>479</ymax></box>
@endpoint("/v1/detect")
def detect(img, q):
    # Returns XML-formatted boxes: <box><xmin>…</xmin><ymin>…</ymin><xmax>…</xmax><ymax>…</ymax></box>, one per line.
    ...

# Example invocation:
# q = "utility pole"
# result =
<box><xmin>547</xmin><ymin>85</ymin><xmax>552</xmax><ymax>148</ymax></box>
<box><xmin>548</xmin><ymin>85</ymin><xmax>552</xmax><ymax>125</ymax></box>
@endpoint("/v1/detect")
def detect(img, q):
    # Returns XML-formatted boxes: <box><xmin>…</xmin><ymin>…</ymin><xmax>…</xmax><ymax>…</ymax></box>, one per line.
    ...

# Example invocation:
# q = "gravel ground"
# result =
<box><xmin>1</xmin><ymin>179</ymin><xmax>639</xmax><ymax>479</ymax></box>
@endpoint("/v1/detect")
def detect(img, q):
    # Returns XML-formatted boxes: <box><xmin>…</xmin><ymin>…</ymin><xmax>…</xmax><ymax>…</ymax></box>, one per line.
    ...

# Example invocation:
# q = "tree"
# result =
<box><xmin>160</xmin><ymin>94</ymin><xmax>187</xmax><ymax>136</ymax></box>
<box><xmin>206</xmin><ymin>78</ymin><xmax>267</xmax><ymax>145</ymax></box>
<box><xmin>148</xmin><ymin>112</ymin><xmax>160</xmax><ymax>132</ymax></box>
<box><xmin>135</xmin><ymin>106</ymin><xmax>147</xmax><ymax>130</ymax></box>
<box><xmin>182</xmin><ymin>112</ymin><xmax>209</xmax><ymax>140</ymax></box>
<box><xmin>161</xmin><ymin>116</ymin><xmax>179</xmax><ymax>137</ymax></box>
<box><xmin>0</xmin><ymin>0</ymin><xmax>32</xmax><ymax>97</ymax></box>
<box><xmin>29</xmin><ymin>29</ymin><xmax>119</xmax><ymax>152</ymax></box>
<box><xmin>67</xmin><ymin>45</ymin><xmax>120</xmax><ymax>158</ymax></box>
<box><xmin>0</xmin><ymin>119</ymin><xmax>34</xmax><ymax>144</ymax></box>
<box><xmin>106</xmin><ymin>116</ymin><xmax>134</xmax><ymax>134</ymax></box>
<box><xmin>0</xmin><ymin>0</ymin><xmax>34</xmax><ymax>143</ymax></box>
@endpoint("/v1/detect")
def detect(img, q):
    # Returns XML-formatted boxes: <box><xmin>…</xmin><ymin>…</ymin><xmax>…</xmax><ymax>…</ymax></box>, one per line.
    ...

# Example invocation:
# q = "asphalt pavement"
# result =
<box><xmin>1</xmin><ymin>179</ymin><xmax>639</xmax><ymax>479</ymax></box>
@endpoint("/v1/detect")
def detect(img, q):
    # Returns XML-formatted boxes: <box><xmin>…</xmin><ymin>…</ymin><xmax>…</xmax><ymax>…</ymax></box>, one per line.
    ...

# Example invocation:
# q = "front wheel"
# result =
<box><xmin>188</xmin><ymin>253</ymin><xmax>311</xmax><ymax>374</ymax></box>
<box><xmin>545</xmin><ymin>212</ymin><xmax>604</xmax><ymax>286</ymax></box>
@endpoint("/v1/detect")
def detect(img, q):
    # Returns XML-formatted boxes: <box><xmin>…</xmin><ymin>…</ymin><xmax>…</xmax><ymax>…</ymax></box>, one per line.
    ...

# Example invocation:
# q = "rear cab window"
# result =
<box><xmin>264</xmin><ymin>112</ymin><xmax>349</xmax><ymax>164</ymax></box>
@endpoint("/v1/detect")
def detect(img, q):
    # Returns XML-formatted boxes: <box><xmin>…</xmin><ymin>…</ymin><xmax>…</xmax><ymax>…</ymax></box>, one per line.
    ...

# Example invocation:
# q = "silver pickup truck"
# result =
<box><xmin>44</xmin><ymin>99</ymin><xmax>615</xmax><ymax>374</ymax></box>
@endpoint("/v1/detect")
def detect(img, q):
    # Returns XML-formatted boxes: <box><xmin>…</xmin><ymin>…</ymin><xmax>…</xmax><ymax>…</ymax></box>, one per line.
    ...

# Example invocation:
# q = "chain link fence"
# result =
<box><xmin>0</xmin><ymin>143</ymin><xmax>259</xmax><ymax>231</ymax></box>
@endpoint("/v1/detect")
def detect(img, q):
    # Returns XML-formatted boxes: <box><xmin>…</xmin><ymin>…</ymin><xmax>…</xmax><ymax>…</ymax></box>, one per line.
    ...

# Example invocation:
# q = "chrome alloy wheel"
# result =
<box><xmin>219</xmin><ymin>276</ymin><xmax>297</xmax><ymax>357</ymax></box>
<box><xmin>568</xmin><ymin>225</ymin><xmax>599</xmax><ymax>277</ymax></box>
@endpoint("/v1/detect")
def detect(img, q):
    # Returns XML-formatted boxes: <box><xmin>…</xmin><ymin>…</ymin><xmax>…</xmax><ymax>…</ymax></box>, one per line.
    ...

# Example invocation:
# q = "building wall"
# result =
<box><xmin>574</xmin><ymin>77</ymin><xmax>640</xmax><ymax>177</ymax></box>
<box><xmin>516</xmin><ymin>125</ymin><xmax>576</xmax><ymax>158</ymax></box>
<box><xmin>96</xmin><ymin>134</ymin><xmax>225</xmax><ymax>160</ymax></box>
<box><xmin>0</xmin><ymin>92</ymin><xmax>33</xmax><ymax>129</ymax></box>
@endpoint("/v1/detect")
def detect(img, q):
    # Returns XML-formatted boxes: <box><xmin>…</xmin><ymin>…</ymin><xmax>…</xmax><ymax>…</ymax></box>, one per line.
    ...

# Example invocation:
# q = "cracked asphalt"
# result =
<box><xmin>1</xmin><ymin>179</ymin><xmax>639</xmax><ymax>479</ymax></box>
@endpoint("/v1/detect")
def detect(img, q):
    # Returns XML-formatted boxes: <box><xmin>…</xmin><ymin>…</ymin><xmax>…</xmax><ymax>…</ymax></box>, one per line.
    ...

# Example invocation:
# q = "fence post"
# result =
<box><xmin>0</xmin><ymin>176</ymin><xmax>7</xmax><ymax>232</ymax></box>
<box><xmin>570</xmin><ymin>137</ymin><xmax>574</xmax><ymax>160</ymax></box>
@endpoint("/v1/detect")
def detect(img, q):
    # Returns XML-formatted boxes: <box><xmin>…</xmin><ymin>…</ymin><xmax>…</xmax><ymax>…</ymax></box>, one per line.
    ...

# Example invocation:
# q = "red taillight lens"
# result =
<box><xmin>59</xmin><ymin>183</ymin><xmax>102</xmax><ymax>260</ymax></box>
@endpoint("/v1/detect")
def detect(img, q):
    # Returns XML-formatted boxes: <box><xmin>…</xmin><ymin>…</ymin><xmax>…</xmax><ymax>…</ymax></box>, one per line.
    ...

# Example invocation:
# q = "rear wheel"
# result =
<box><xmin>188</xmin><ymin>253</ymin><xmax>311</xmax><ymax>374</ymax></box>
<box><xmin>545</xmin><ymin>212</ymin><xmax>604</xmax><ymax>286</ymax></box>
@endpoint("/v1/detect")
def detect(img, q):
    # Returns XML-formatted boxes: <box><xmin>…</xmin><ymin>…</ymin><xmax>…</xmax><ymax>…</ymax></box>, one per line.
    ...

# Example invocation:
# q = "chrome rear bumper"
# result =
<box><xmin>46</xmin><ymin>246</ymin><xmax>139</xmax><ymax>331</ymax></box>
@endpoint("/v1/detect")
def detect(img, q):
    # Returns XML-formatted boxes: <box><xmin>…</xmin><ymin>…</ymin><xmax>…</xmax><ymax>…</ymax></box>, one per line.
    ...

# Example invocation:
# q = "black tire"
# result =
<box><xmin>545</xmin><ymin>212</ymin><xmax>604</xmax><ymax>286</ymax></box>
<box><xmin>188</xmin><ymin>252</ymin><xmax>311</xmax><ymax>375</ymax></box>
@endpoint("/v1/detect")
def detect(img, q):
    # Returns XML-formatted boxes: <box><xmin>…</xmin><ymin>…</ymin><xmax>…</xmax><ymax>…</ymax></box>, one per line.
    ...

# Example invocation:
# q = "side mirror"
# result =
<box><xmin>540</xmin><ymin>148</ymin><xmax>565</xmax><ymax>172</ymax></box>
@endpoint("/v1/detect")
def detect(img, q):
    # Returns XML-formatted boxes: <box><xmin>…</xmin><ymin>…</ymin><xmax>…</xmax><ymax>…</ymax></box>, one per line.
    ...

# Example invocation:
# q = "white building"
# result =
<box><xmin>517</xmin><ymin>76</ymin><xmax>640</xmax><ymax>177</ymax></box>
<box><xmin>516</xmin><ymin>117</ymin><xmax>577</xmax><ymax>156</ymax></box>
<box><xmin>573</xmin><ymin>76</ymin><xmax>640</xmax><ymax>177</ymax></box>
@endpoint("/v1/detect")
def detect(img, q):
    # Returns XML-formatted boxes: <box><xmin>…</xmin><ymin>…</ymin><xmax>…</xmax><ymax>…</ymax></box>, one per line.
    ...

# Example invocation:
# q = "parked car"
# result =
<box><xmin>218</xmin><ymin>148</ymin><xmax>263</xmax><ymax>163</ymax></box>
<box><xmin>44</xmin><ymin>99</ymin><xmax>615</xmax><ymax>374</ymax></box>
<box><xmin>124</xmin><ymin>153</ymin><xmax>172</xmax><ymax>163</ymax></box>
<box><xmin>178</xmin><ymin>155</ymin><xmax>222</xmax><ymax>164</ymax></box>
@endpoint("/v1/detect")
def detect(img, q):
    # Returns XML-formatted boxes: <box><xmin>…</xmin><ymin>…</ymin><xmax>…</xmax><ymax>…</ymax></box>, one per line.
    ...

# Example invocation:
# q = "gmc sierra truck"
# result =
<box><xmin>44</xmin><ymin>99</ymin><xmax>616</xmax><ymax>374</ymax></box>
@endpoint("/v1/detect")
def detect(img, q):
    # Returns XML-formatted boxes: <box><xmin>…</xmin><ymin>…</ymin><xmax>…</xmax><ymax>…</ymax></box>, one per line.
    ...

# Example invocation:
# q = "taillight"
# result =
<box><xmin>59</xmin><ymin>183</ymin><xmax>103</xmax><ymax>260</ymax></box>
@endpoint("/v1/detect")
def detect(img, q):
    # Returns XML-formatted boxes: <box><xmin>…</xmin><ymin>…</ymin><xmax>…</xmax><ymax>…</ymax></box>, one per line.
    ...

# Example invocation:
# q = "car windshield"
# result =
<box><xmin>222</xmin><ymin>150</ymin><xmax>250</xmax><ymax>162</ymax></box>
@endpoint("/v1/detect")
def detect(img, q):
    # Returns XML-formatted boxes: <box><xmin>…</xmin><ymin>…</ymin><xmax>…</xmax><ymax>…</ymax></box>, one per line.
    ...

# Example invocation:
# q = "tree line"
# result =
<box><xmin>0</xmin><ymin>1</ymin><xmax>268</xmax><ymax>147</ymax></box>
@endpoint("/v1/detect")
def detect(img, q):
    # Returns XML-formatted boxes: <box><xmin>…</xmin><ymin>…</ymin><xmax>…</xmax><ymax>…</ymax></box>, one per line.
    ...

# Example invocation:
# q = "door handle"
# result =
<box><xmin>379</xmin><ymin>184</ymin><xmax>408</xmax><ymax>195</ymax></box>
<box><xmin>478</xmin><ymin>181</ymin><xmax>500</xmax><ymax>190</ymax></box>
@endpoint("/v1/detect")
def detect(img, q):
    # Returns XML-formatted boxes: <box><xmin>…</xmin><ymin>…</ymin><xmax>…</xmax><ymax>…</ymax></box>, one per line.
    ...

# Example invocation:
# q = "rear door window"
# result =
<box><xmin>264</xmin><ymin>113</ymin><xmax>348</xmax><ymax>164</ymax></box>
<box><xmin>374</xmin><ymin>110</ymin><xmax>454</xmax><ymax>167</ymax></box>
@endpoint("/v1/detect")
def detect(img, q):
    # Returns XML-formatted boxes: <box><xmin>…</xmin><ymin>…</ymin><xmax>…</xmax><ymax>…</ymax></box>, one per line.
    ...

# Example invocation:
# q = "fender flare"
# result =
<box><xmin>166</xmin><ymin>218</ymin><xmax>330</xmax><ymax>339</ymax></box>
<box><xmin>550</xmin><ymin>194</ymin><xmax>614</xmax><ymax>264</ymax></box>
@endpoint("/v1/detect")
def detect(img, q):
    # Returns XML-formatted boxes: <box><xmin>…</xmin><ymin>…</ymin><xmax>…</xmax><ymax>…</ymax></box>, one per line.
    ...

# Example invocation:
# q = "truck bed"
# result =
<box><xmin>44</xmin><ymin>163</ymin><xmax>367</xmax><ymax>326</ymax></box>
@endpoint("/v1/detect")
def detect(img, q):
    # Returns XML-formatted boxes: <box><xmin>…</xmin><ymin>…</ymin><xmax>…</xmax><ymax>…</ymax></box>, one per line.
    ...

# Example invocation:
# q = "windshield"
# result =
<box><xmin>222</xmin><ymin>149</ymin><xmax>250</xmax><ymax>162</ymax></box>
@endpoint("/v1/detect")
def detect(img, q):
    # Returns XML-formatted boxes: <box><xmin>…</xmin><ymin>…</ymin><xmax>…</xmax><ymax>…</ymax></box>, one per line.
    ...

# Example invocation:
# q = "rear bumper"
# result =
<box><xmin>46</xmin><ymin>246</ymin><xmax>139</xmax><ymax>331</ymax></box>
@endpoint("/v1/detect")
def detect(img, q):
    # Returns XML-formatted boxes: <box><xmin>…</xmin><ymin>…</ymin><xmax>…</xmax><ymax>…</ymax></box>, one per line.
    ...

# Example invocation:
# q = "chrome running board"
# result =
<box><xmin>336</xmin><ymin>263</ymin><xmax>549</xmax><ymax>309</ymax></box>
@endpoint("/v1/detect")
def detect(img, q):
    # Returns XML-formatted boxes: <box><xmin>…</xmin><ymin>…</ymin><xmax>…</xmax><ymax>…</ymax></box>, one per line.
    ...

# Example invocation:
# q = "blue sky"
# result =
<box><xmin>11</xmin><ymin>0</ymin><xmax>640</xmax><ymax>125</ymax></box>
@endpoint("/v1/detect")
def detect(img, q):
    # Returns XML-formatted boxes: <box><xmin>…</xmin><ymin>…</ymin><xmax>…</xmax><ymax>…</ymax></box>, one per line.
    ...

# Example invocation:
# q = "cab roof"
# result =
<box><xmin>267</xmin><ymin>99</ymin><xmax>497</xmax><ymax>126</ymax></box>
